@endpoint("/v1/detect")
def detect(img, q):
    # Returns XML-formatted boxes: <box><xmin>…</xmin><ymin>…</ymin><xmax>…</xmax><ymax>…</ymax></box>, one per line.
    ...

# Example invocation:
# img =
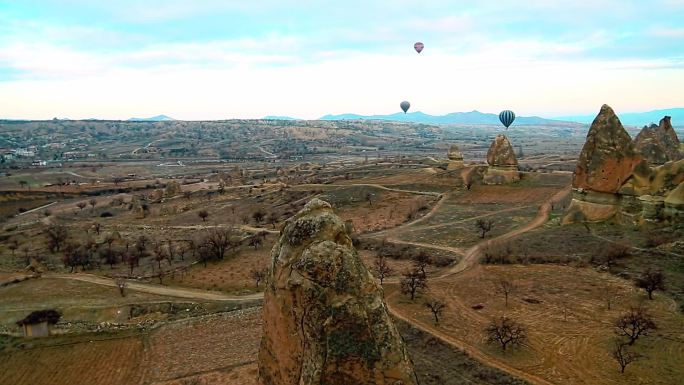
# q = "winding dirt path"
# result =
<box><xmin>388</xmin><ymin>290</ymin><xmax>555</xmax><ymax>385</ymax></box>
<box><xmin>293</xmin><ymin>183</ymin><xmax>443</xmax><ymax>197</ymax></box>
<box><xmin>48</xmin><ymin>273</ymin><xmax>263</xmax><ymax>302</ymax></box>
<box><xmin>383</xmin><ymin>187</ymin><xmax>571</xmax><ymax>385</ymax></box>
<box><xmin>440</xmin><ymin>188</ymin><xmax>569</xmax><ymax>278</ymax></box>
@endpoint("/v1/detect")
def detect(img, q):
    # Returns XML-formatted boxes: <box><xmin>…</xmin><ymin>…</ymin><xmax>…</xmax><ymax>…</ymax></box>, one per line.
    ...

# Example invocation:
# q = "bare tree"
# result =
<box><xmin>475</xmin><ymin>219</ymin><xmax>494</xmax><ymax>239</ymax></box>
<box><xmin>496</xmin><ymin>278</ymin><xmax>516</xmax><ymax>308</ymax></box>
<box><xmin>412</xmin><ymin>252</ymin><xmax>431</xmax><ymax>278</ymax></box>
<box><xmin>485</xmin><ymin>316</ymin><xmax>527</xmax><ymax>352</ymax></box>
<box><xmin>248</xmin><ymin>236</ymin><xmax>263</xmax><ymax>250</ymax></box>
<box><xmin>603</xmin><ymin>286</ymin><xmax>620</xmax><ymax>310</ymax></box>
<box><xmin>614</xmin><ymin>306</ymin><xmax>656</xmax><ymax>345</ymax></box>
<box><xmin>45</xmin><ymin>223</ymin><xmax>68</xmax><ymax>253</ymax></box>
<box><xmin>611</xmin><ymin>339</ymin><xmax>639</xmax><ymax>374</ymax></box>
<box><xmin>401</xmin><ymin>269</ymin><xmax>428</xmax><ymax>300</ymax></box>
<box><xmin>92</xmin><ymin>222</ymin><xmax>101</xmax><ymax>235</ymax></box>
<box><xmin>101</xmin><ymin>244</ymin><xmax>119</xmax><ymax>268</ymax></box>
<box><xmin>204</xmin><ymin>228</ymin><xmax>240</xmax><ymax>260</ymax></box>
<box><xmin>635</xmin><ymin>267</ymin><xmax>665</xmax><ymax>300</ymax></box>
<box><xmin>250</xmin><ymin>267</ymin><xmax>268</xmax><ymax>288</ymax></box>
<box><xmin>151</xmin><ymin>241</ymin><xmax>169</xmax><ymax>270</ymax></box>
<box><xmin>127</xmin><ymin>253</ymin><xmax>139</xmax><ymax>275</ymax></box>
<box><xmin>268</xmin><ymin>212</ymin><xmax>278</xmax><ymax>229</ymax></box>
<box><xmin>374</xmin><ymin>255</ymin><xmax>393</xmax><ymax>285</ymax></box>
<box><xmin>76</xmin><ymin>201</ymin><xmax>86</xmax><ymax>213</ymax></box>
<box><xmin>116</xmin><ymin>278</ymin><xmax>127</xmax><ymax>297</ymax></box>
<box><xmin>365</xmin><ymin>192</ymin><xmax>373</xmax><ymax>207</ymax></box>
<box><xmin>198</xmin><ymin>210</ymin><xmax>209</xmax><ymax>222</ymax></box>
<box><xmin>598</xmin><ymin>243</ymin><xmax>630</xmax><ymax>268</ymax></box>
<box><xmin>8</xmin><ymin>238</ymin><xmax>19</xmax><ymax>256</ymax></box>
<box><xmin>252</xmin><ymin>209</ymin><xmax>266</xmax><ymax>225</ymax></box>
<box><xmin>89</xmin><ymin>198</ymin><xmax>97</xmax><ymax>212</ymax></box>
<box><xmin>424</xmin><ymin>298</ymin><xmax>446</xmax><ymax>324</ymax></box>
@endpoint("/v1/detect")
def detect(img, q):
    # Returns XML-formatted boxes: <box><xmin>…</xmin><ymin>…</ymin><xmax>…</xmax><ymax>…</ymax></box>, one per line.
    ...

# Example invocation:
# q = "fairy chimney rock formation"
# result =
<box><xmin>572</xmin><ymin>104</ymin><xmax>642</xmax><ymax>193</ymax></box>
<box><xmin>447</xmin><ymin>144</ymin><xmax>464</xmax><ymax>170</ymax></box>
<box><xmin>448</xmin><ymin>144</ymin><xmax>464</xmax><ymax>161</ymax></box>
<box><xmin>486</xmin><ymin>134</ymin><xmax>517</xmax><ymax>167</ymax></box>
<box><xmin>483</xmin><ymin>134</ymin><xmax>519</xmax><ymax>184</ymax></box>
<box><xmin>258</xmin><ymin>198</ymin><xmax>418</xmax><ymax>385</ymax></box>
<box><xmin>633</xmin><ymin>116</ymin><xmax>682</xmax><ymax>165</ymax></box>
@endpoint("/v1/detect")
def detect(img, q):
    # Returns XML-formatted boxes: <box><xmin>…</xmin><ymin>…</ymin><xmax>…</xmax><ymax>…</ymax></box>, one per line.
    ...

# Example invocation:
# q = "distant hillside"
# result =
<box><xmin>556</xmin><ymin>108</ymin><xmax>684</xmax><ymax>127</ymax></box>
<box><xmin>127</xmin><ymin>115</ymin><xmax>175</xmax><ymax>122</ymax></box>
<box><xmin>319</xmin><ymin>110</ymin><xmax>570</xmax><ymax>125</ymax></box>
<box><xmin>263</xmin><ymin>115</ymin><xmax>301</xmax><ymax>120</ymax></box>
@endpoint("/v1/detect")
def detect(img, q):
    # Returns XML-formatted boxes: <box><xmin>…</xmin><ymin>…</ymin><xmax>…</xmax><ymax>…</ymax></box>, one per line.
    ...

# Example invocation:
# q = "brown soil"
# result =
<box><xmin>0</xmin><ymin>337</ymin><xmax>145</xmax><ymax>385</ymax></box>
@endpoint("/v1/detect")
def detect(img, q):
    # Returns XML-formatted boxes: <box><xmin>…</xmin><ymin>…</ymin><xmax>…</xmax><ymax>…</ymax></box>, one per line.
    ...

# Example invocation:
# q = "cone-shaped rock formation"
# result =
<box><xmin>572</xmin><ymin>104</ymin><xmax>642</xmax><ymax>193</ymax></box>
<box><xmin>258</xmin><ymin>198</ymin><xmax>418</xmax><ymax>385</ymax></box>
<box><xmin>486</xmin><ymin>134</ymin><xmax>517</xmax><ymax>167</ymax></box>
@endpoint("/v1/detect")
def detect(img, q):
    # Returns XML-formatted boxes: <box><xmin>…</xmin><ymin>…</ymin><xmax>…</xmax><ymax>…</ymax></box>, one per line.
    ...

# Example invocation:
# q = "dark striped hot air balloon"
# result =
<box><xmin>400</xmin><ymin>101</ymin><xmax>410</xmax><ymax>114</ymax></box>
<box><xmin>414</xmin><ymin>42</ymin><xmax>424</xmax><ymax>53</ymax></box>
<box><xmin>499</xmin><ymin>110</ymin><xmax>516</xmax><ymax>129</ymax></box>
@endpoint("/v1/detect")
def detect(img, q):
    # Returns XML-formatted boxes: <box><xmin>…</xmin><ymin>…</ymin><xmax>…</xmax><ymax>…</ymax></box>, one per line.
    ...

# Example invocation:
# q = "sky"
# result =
<box><xmin>0</xmin><ymin>0</ymin><xmax>683</xmax><ymax>120</ymax></box>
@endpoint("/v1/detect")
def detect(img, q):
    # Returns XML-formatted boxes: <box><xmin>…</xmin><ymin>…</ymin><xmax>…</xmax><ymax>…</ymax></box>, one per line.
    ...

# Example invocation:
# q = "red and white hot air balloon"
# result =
<box><xmin>414</xmin><ymin>42</ymin><xmax>424</xmax><ymax>53</ymax></box>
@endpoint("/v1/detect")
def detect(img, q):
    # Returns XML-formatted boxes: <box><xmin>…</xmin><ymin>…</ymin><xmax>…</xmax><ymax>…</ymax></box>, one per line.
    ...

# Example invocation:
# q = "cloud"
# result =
<box><xmin>1</xmin><ymin>0</ymin><xmax>683</xmax><ymax>119</ymax></box>
<box><xmin>648</xmin><ymin>27</ymin><xmax>684</xmax><ymax>38</ymax></box>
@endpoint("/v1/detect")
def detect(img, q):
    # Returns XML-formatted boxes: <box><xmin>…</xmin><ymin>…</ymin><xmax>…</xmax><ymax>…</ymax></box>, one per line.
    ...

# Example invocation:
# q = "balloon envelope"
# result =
<box><xmin>414</xmin><ymin>42</ymin><xmax>424</xmax><ymax>53</ymax></box>
<box><xmin>400</xmin><ymin>101</ymin><xmax>410</xmax><ymax>114</ymax></box>
<box><xmin>499</xmin><ymin>110</ymin><xmax>516</xmax><ymax>129</ymax></box>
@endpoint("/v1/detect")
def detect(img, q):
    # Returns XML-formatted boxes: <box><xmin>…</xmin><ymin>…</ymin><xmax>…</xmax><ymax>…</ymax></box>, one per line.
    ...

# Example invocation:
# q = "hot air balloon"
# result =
<box><xmin>499</xmin><ymin>110</ymin><xmax>515</xmax><ymax>129</ymax></box>
<box><xmin>400</xmin><ymin>101</ymin><xmax>410</xmax><ymax>114</ymax></box>
<box><xmin>414</xmin><ymin>42</ymin><xmax>424</xmax><ymax>53</ymax></box>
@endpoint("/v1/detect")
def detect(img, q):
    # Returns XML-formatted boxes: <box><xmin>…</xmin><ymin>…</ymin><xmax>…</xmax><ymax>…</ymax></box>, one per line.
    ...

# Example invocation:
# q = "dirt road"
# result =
<box><xmin>48</xmin><ymin>273</ymin><xmax>263</xmax><ymax>302</ymax></box>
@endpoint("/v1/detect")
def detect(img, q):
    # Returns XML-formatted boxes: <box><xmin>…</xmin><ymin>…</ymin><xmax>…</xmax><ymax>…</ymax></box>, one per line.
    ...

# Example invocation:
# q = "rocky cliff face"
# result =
<box><xmin>572</xmin><ymin>104</ymin><xmax>642</xmax><ymax>194</ymax></box>
<box><xmin>486</xmin><ymin>134</ymin><xmax>517</xmax><ymax>167</ymax></box>
<box><xmin>258</xmin><ymin>199</ymin><xmax>418</xmax><ymax>385</ymax></box>
<box><xmin>633</xmin><ymin>117</ymin><xmax>682</xmax><ymax>164</ymax></box>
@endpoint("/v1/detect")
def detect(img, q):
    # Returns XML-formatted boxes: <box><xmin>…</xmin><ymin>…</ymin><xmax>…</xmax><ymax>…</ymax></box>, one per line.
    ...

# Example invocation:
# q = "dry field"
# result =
<box><xmin>165</xmin><ymin>244</ymin><xmax>273</xmax><ymax>295</ymax></box>
<box><xmin>0</xmin><ymin>336</ymin><xmax>145</xmax><ymax>385</ymax></box>
<box><xmin>388</xmin><ymin>264</ymin><xmax>684</xmax><ymax>385</ymax></box>
<box><xmin>0</xmin><ymin>308</ymin><xmax>262</xmax><ymax>385</ymax></box>
<box><xmin>144</xmin><ymin>308</ymin><xmax>262</xmax><ymax>384</ymax></box>
<box><xmin>0</xmin><ymin>277</ymin><xmax>178</xmax><ymax>325</ymax></box>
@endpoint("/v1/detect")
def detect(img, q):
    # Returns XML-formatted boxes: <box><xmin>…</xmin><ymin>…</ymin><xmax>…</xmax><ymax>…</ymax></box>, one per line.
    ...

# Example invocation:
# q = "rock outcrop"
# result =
<box><xmin>564</xmin><ymin>105</ymin><xmax>683</xmax><ymax>225</ymax></box>
<box><xmin>572</xmin><ymin>104</ymin><xmax>642</xmax><ymax>193</ymax></box>
<box><xmin>633</xmin><ymin>116</ymin><xmax>682</xmax><ymax>165</ymax></box>
<box><xmin>483</xmin><ymin>134</ymin><xmax>519</xmax><ymax>184</ymax></box>
<box><xmin>447</xmin><ymin>144</ymin><xmax>464</xmax><ymax>170</ymax></box>
<box><xmin>258</xmin><ymin>199</ymin><xmax>418</xmax><ymax>385</ymax></box>
<box><xmin>486</xmin><ymin>134</ymin><xmax>517</xmax><ymax>167</ymax></box>
<box><xmin>664</xmin><ymin>182</ymin><xmax>684</xmax><ymax>222</ymax></box>
<box><xmin>448</xmin><ymin>145</ymin><xmax>464</xmax><ymax>162</ymax></box>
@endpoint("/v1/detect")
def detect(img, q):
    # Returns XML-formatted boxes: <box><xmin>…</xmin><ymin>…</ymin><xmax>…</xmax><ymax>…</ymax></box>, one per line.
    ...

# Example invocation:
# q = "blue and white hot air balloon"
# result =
<box><xmin>498</xmin><ymin>110</ymin><xmax>516</xmax><ymax>129</ymax></box>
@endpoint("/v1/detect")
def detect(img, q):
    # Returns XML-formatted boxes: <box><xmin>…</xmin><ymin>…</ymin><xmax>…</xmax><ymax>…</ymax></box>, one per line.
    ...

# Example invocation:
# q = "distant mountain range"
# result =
<box><xmin>127</xmin><ymin>115</ymin><xmax>175</xmax><ymax>122</ymax></box>
<box><xmin>317</xmin><ymin>111</ymin><xmax>570</xmax><ymax>125</ymax></box>
<box><xmin>263</xmin><ymin>115</ymin><xmax>301</xmax><ymax>121</ymax></box>
<box><xmin>554</xmin><ymin>108</ymin><xmax>684</xmax><ymax>127</ymax></box>
<box><xmin>265</xmin><ymin>111</ymin><xmax>571</xmax><ymax>125</ymax></box>
<box><xmin>263</xmin><ymin>108</ymin><xmax>684</xmax><ymax>127</ymax></box>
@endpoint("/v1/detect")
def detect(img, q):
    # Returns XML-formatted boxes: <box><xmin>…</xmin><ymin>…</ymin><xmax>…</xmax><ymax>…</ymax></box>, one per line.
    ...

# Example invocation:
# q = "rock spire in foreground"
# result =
<box><xmin>258</xmin><ymin>198</ymin><xmax>418</xmax><ymax>385</ymax></box>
